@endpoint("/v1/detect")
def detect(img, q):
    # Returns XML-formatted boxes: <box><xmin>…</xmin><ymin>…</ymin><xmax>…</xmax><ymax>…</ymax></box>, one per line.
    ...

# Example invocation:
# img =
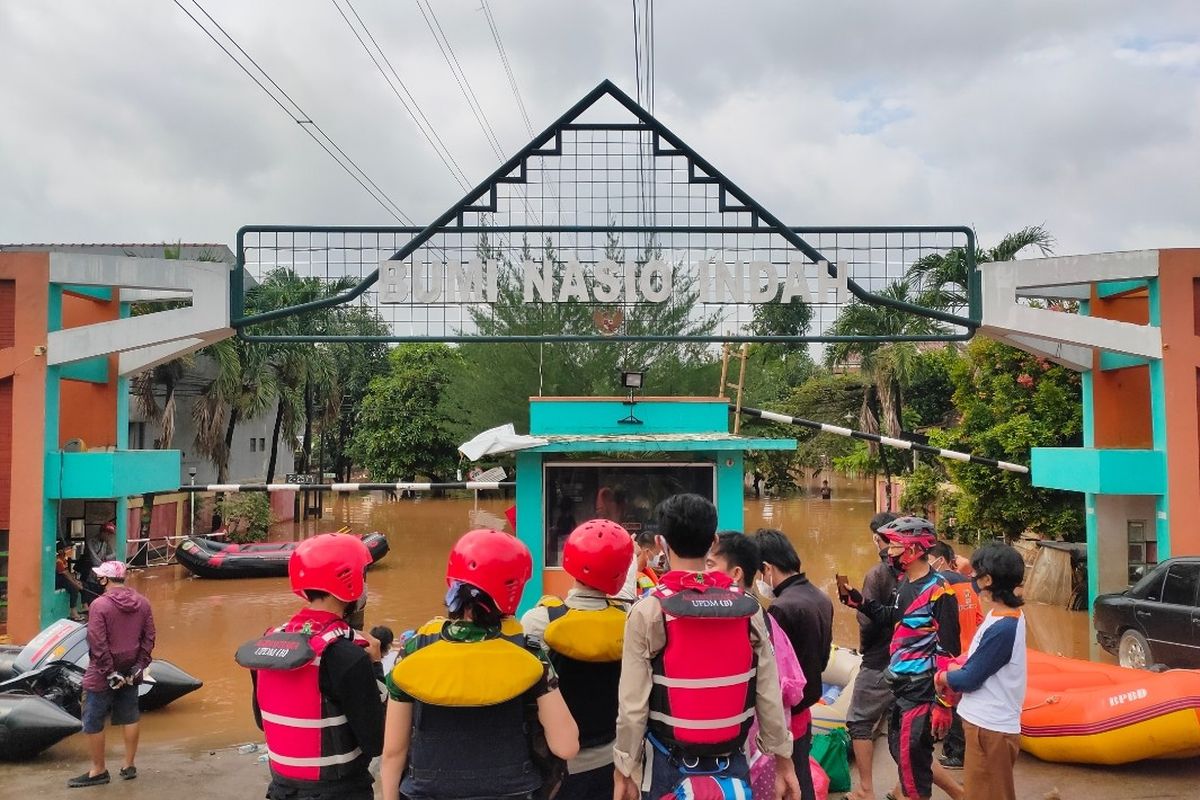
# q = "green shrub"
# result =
<box><xmin>217</xmin><ymin>493</ymin><xmax>273</xmax><ymax>544</ymax></box>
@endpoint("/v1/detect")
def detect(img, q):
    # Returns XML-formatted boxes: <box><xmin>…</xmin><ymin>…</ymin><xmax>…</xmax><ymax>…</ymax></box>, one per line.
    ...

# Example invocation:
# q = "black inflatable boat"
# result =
<box><xmin>176</xmin><ymin>531</ymin><xmax>389</xmax><ymax>579</ymax></box>
<box><xmin>0</xmin><ymin>619</ymin><xmax>203</xmax><ymax>760</ymax></box>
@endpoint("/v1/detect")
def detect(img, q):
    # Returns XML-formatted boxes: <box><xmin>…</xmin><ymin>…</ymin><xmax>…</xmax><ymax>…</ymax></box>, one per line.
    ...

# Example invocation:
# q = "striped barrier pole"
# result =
<box><xmin>176</xmin><ymin>481</ymin><xmax>515</xmax><ymax>493</ymax></box>
<box><xmin>737</xmin><ymin>405</ymin><xmax>1030</xmax><ymax>475</ymax></box>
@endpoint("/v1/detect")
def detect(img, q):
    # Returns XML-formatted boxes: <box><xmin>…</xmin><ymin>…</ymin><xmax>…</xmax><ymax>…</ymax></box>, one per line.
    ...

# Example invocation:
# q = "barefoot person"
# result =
<box><xmin>68</xmin><ymin>561</ymin><xmax>155</xmax><ymax>788</ymax></box>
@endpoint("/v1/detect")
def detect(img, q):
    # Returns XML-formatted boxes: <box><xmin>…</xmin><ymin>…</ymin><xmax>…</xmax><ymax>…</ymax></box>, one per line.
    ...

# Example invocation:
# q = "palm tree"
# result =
<box><xmin>192</xmin><ymin>335</ymin><xmax>278</xmax><ymax>484</ymax></box>
<box><xmin>250</xmin><ymin>269</ymin><xmax>357</xmax><ymax>482</ymax></box>
<box><xmin>824</xmin><ymin>280</ymin><xmax>945</xmax><ymax>441</ymax></box>
<box><xmin>908</xmin><ymin>224</ymin><xmax>1055</xmax><ymax>311</ymax></box>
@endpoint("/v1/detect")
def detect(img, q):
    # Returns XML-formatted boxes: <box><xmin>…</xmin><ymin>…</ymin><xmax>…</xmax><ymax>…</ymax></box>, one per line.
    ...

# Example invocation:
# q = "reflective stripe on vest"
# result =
<box><xmin>647</xmin><ymin>572</ymin><xmax>760</xmax><ymax>756</ymax></box>
<box><xmin>252</xmin><ymin>613</ymin><xmax>364</xmax><ymax>783</ymax></box>
<box><xmin>259</xmin><ymin>710</ymin><xmax>350</xmax><ymax>729</ymax></box>
<box><xmin>651</xmin><ymin>667</ymin><xmax>757</xmax><ymax>690</ymax></box>
<box><xmin>648</xmin><ymin>707</ymin><xmax>756</xmax><ymax>731</ymax></box>
<box><xmin>266</xmin><ymin>747</ymin><xmax>363</xmax><ymax>768</ymax></box>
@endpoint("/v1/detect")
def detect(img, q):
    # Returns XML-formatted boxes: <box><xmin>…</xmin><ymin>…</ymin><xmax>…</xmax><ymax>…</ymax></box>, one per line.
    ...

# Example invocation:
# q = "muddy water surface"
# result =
<box><xmin>34</xmin><ymin>481</ymin><xmax>1091</xmax><ymax>761</ymax></box>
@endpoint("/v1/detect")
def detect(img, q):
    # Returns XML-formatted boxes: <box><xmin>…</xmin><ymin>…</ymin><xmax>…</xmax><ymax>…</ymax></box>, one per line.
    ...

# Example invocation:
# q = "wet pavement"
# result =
<box><xmin>5</xmin><ymin>482</ymin><xmax>1141</xmax><ymax>797</ymax></box>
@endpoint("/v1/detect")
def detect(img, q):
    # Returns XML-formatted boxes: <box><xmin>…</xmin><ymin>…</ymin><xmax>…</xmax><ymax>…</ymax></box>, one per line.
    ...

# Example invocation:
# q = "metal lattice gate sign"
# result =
<box><xmin>233</xmin><ymin>81</ymin><xmax>978</xmax><ymax>344</ymax></box>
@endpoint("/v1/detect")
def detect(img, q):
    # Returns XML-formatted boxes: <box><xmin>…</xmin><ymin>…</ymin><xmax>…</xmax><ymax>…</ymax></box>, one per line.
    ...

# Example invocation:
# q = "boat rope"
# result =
<box><xmin>735</xmin><ymin>405</ymin><xmax>1030</xmax><ymax>475</ymax></box>
<box><xmin>176</xmin><ymin>481</ymin><xmax>515</xmax><ymax>493</ymax></box>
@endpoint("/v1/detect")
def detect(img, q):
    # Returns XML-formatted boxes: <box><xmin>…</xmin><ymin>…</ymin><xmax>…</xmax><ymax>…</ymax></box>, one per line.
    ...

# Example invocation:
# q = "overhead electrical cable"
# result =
<box><xmin>332</xmin><ymin>0</ymin><xmax>472</xmax><ymax>192</ymax></box>
<box><xmin>173</xmin><ymin>0</ymin><xmax>418</xmax><ymax>227</ymax></box>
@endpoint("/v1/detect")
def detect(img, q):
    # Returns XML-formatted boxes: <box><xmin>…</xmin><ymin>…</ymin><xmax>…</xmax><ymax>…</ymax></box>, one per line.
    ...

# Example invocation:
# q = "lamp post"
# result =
<box><xmin>188</xmin><ymin>466</ymin><xmax>197</xmax><ymax>537</ymax></box>
<box><xmin>619</xmin><ymin>370</ymin><xmax>645</xmax><ymax>425</ymax></box>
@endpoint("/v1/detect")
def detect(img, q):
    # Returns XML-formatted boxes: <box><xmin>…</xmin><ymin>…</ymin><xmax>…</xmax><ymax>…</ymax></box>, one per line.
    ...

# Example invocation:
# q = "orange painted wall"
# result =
<box><xmin>1156</xmin><ymin>249</ymin><xmax>1200</xmax><ymax>556</ymax></box>
<box><xmin>1090</xmin><ymin>289</ymin><xmax>1153</xmax><ymax>449</ymax></box>
<box><xmin>58</xmin><ymin>291</ymin><xmax>119</xmax><ymax>449</ymax></box>
<box><xmin>0</xmin><ymin>253</ymin><xmax>48</xmax><ymax>641</ymax></box>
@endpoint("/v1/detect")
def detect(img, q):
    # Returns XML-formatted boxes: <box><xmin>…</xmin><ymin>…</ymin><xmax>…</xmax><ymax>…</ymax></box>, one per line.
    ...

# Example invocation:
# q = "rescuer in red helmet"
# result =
<box><xmin>379</xmin><ymin>529</ymin><xmax>579</xmax><ymax>800</ymax></box>
<box><xmin>520</xmin><ymin>519</ymin><xmax>635</xmax><ymax>800</ymax></box>
<box><xmin>235</xmin><ymin>533</ymin><xmax>383</xmax><ymax>800</ymax></box>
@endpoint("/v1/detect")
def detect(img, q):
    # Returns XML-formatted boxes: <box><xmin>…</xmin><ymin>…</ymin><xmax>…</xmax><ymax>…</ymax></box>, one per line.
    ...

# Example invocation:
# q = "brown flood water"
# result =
<box><xmin>33</xmin><ymin>479</ymin><xmax>1092</xmax><ymax>761</ymax></box>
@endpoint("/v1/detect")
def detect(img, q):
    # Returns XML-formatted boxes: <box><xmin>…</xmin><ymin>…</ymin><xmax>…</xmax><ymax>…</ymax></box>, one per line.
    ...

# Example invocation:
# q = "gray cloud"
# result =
<box><xmin>0</xmin><ymin>0</ymin><xmax>1196</xmax><ymax>255</ymax></box>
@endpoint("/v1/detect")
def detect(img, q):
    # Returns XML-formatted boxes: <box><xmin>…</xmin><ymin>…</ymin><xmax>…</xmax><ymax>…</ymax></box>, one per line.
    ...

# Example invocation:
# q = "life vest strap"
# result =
<box><xmin>260</xmin><ymin>709</ymin><xmax>349</xmax><ymax>729</ymax></box>
<box><xmin>651</xmin><ymin>667</ymin><xmax>756</xmax><ymax>690</ymax></box>
<box><xmin>266</xmin><ymin>747</ymin><xmax>363</xmax><ymax>768</ymax></box>
<box><xmin>648</xmin><ymin>708</ymin><xmax>755</xmax><ymax>731</ymax></box>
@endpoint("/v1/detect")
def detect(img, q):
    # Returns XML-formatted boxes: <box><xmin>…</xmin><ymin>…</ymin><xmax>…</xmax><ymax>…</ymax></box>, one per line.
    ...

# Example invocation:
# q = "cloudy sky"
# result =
<box><xmin>1</xmin><ymin>1</ymin><xmax>1197</xmax><ymax>255</ymax></box>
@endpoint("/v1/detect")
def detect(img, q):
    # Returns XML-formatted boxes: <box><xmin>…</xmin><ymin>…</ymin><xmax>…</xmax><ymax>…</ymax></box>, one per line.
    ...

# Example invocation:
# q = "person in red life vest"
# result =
<box><xmin>613</xmin><ymin>494</ymin><xmax>800</xmax><ymax>800</ymax></box>
<box><xmin>840</xmin><ymin>518</ymin><xmax>963</xmax><ymax>800</ymax></box>
<box><xmin>380</xmin><ymin>529</ymin><xmax>579</xmax><ymax>800</ymax></box>
<box><xmin>521</xmin><ymin>519</ymin><xmax>635</xmax><ymax>800</ymax></box>
<box><xmin>928</xmin><ymin>540</ymin><xmax>983</xmax><ymax>770</ymax></box>
<box><xmin>706</xmin><ymin>532</ymin><xmax>811</xmax><ymax>799</ymax></box>
<box><xmin>634</xmin><ymin>529</ymin><xmax>662</xmax><ymax>597</ymax></box>
<box><xmin>67</xmin><ymin>561</ymin><xmax>155</xmax><ymax>788</ymax></box>
<box><xmin>750</xmin><ymin>529</ymin><xmax>833</xmax><ymax>800</ymax></box>
<box><xmin>236</xmin><ymin>533</ymin><xmax>384</xmax><ymax>800</ymax></box>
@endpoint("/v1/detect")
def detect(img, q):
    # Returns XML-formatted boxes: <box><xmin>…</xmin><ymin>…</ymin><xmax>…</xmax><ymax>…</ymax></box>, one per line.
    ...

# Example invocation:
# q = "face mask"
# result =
<box><xmin>887</xmin><ymin>552</ymin><xmax>906</xmax><ymax>571</ymax></box>
<box><xmin>755</xmin><ymin>579</ymin><xmax>774</xmax><ymax>598</ymax></box>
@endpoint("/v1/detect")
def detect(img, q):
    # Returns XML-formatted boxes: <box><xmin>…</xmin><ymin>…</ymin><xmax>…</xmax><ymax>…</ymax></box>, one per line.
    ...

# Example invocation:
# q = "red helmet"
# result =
<box><xmin>562</xmin><ymin>519</ymin><xmax>634</xmax><ymax>595</ymax></box>
<box><xmin>446</xmin><ymin>529</ymin><xmax>532</xmax><ymax>616</ymax></box>
<box><xmin>879</xmin><ymin>517</ymin><xmax>937</xmax><ymax>568</ymax></box>
<box><xmin>290</xmin><ymin>533</ymin><xmax>373</xmax><ymax>603</ymax></box>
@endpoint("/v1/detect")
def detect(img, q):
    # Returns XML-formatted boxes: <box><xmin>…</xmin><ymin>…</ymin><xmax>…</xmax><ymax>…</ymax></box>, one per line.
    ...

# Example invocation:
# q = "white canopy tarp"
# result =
<box><xmin>458</xmin><ymin>423</ymin><xmax>548</xmax><ymax>461</ymax></box>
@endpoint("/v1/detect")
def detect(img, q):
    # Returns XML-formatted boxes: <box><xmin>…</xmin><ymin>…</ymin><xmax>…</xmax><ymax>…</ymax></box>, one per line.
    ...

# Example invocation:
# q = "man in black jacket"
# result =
<box><xmin>751</xmin><ymin>529</ymin><xmax>833</xmax><ymax>800</ymax></box>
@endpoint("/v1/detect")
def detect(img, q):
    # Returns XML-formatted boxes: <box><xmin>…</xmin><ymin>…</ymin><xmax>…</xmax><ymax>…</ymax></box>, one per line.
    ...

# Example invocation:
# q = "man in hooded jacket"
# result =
<box><xmin>69</xmin><ymin>560</ymin><xmax>156</xmax><ymax>788</ymax></box>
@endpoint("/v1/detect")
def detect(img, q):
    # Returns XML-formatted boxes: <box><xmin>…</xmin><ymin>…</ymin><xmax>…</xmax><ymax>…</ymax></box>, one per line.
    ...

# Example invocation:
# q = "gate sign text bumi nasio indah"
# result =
<box><xmin>379</xmin><ymin>257</ymin><xmax>849</xmax><ymax>305</ymax></box>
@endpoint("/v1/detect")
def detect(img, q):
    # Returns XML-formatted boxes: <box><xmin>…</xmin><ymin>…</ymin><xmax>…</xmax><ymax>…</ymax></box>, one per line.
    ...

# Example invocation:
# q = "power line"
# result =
<box><xmin>332</xmin><ymin>0</ymin><xmax>472</xmax><ymax>192</ymax></box>
<box><xmin>411</xmin><ymin>0</ymin><xmax>542</xmax><ymax>228</ymax></box>
<box><xmin>173</xmin><ymin>0</ymin><xmax>417</xmax><ymax>227</ymax></box>
<box><xmin>479</xmin><ymin>1</ymin><xmax>560</xmax><ymax>214</ymax></box>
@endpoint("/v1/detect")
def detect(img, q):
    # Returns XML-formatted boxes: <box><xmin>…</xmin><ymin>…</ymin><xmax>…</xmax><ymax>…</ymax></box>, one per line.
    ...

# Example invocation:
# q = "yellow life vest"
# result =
<box><xmin>391</xmin><ymin>618</ymin><xmax>543</xmax><ymax>707</ymax></box>
<box><xmin>539</xmin><ymin>597</ymin><xmax>627</xmax><ymax>663</ymax></box>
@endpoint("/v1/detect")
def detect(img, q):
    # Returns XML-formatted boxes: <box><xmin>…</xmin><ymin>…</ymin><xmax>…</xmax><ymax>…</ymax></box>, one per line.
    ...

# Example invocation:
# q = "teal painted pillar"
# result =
<box><xmin>1146</xmin><ymin>281</ymin><xmax>1170</xmax><ymax>562</ymax></box>
<box><xmin>715</xmin><ymin>452</ymin><xmax>745</xmax><ymax>532</ymax></box>
<box><xmin>41</xmin><ymin>287</ymin><xmax>65</xmax><ymax>626</ymax></box>
<box><xmin>1077</xmin><ymin>301</ymin><xmax>1102</xmax><ymax>616</ymax></box>
<box><xmin>515</xmin><ymin>451</ymin><xmax>543</xmax><ymax>617</ymax></box>
<box><xmin>115</xmin><ymin>373</ymin><xmax>130</xmax><ymax>557</ymax></box>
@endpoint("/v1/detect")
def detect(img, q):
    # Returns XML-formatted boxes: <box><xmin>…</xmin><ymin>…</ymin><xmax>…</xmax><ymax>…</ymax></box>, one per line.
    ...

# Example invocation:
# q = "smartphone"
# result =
<box><xmin>835</xmin><ymin>574</ymin><xmax>850</xmax><ymax>599</ymax></box>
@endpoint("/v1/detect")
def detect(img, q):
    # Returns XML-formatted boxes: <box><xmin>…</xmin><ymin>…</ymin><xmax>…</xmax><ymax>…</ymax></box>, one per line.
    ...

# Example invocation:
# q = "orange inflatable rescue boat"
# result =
<box><xmin>1021</xmin><ymin>649</ymin><xmax>1200</xmax><ymax>764</ymax></box>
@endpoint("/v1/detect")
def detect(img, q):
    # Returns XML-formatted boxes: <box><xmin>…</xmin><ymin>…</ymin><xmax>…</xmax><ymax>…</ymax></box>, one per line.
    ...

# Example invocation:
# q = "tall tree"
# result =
<box><xmin>348</xmin><ymin>344</ymin><xmax>463</xmax><ymax>482</ymax></box>
<box><xmin>908</xmin><ymin>224</ymin><xmax>1055</xmax><ymax>311</ymax></box>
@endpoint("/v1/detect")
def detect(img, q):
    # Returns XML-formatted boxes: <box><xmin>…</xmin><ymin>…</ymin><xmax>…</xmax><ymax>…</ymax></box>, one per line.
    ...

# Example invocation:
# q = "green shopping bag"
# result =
<box><xmin>810</xmin><ymin>728</ymin><xmax>852</xmax><ymax>794</ymax></box>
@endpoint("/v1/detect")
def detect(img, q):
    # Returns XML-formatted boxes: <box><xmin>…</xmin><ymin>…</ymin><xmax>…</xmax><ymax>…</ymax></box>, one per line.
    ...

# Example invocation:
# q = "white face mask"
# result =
<box><xmin>755</xmin><ymin>579</ymin><xmax>774</xmax><ymax>598</ymax></box>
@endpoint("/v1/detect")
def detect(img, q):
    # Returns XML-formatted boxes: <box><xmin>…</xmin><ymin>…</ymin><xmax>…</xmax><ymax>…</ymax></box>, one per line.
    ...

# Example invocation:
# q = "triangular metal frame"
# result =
<box><xmin>236</xmin><ymin>80</ymin><xmax>977</xmax><ymax>341</ymax></box>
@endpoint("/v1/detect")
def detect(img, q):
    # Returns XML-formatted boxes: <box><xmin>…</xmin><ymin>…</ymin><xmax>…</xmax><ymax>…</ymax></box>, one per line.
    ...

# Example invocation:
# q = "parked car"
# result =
<box><xmin>1094</xmin><ymin>556</ymin><xmax>1200</xmax><ymax>669</ymax></box>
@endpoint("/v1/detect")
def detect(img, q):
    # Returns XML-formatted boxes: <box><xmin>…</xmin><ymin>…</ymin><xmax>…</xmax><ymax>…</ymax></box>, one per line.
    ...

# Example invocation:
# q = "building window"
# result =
<box><xmin>250</xmin><ymin>438</ymin><xmax>257</xmax><ymax>452</ymax></box>
<box><xmin>1128</xmin><ymin>520</ymin><xmax>1157</xmax><ymax>584</ymax></box>
<box><xmin>260</xmin><ymin>437</ymin><xmax>266</xmax><ymax>452</ymax></box>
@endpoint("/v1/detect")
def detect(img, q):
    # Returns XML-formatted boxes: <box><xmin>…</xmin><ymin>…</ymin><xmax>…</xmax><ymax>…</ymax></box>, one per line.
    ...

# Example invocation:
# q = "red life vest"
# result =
<box><xmin>235</xmin><ymin>610</ymin><xmax>367</xmax><ymax>783</ymax></box>
<box><xmin>648</xmin><ymin>571</ymin><xmax>760</xmax><ymax>756</ymax></box>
